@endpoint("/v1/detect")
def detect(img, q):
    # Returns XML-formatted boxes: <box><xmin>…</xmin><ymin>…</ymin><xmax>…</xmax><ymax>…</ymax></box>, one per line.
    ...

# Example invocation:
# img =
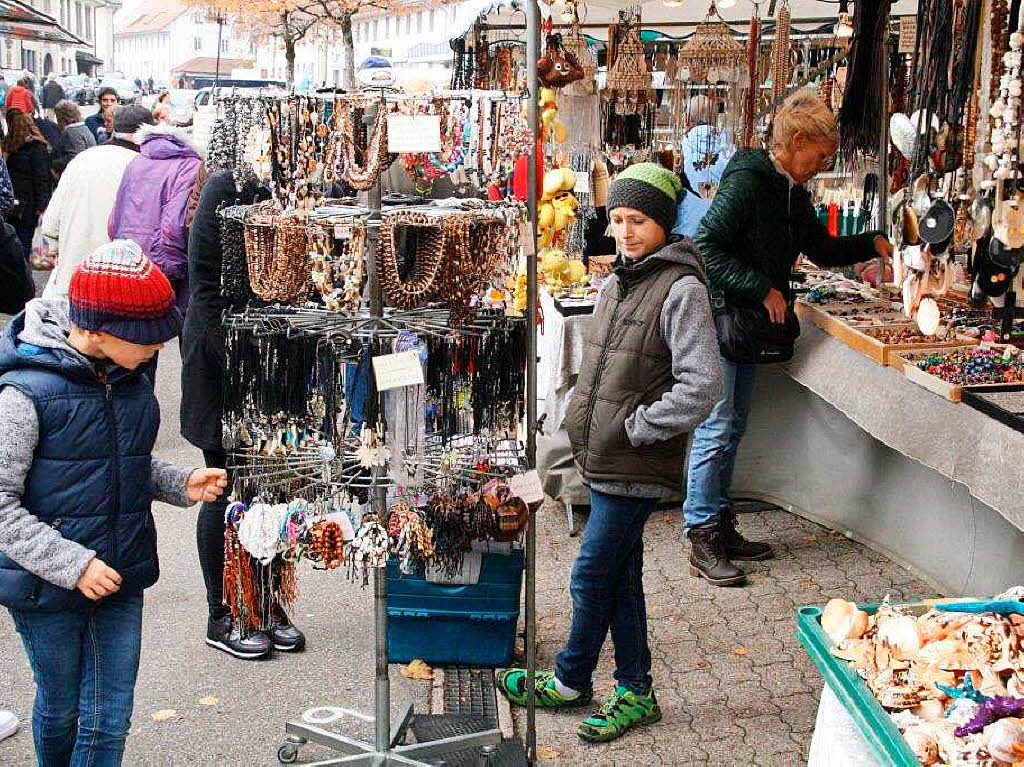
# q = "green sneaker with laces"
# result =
<box><xmin>577</xmin><ymin>686</ymin><xmax>662</xmax><ymax>743</ymax></box>
<box><xmin>496</xmin><ymin>669</ymin><xmax>593</xmax><ymax>708</ymax></box>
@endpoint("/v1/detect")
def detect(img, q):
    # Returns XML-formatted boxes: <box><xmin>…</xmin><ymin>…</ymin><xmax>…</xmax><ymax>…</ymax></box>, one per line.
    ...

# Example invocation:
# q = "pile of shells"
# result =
<box><xmin>824</xmin><ymin>590</ymin><xmax>1024</xmax><ymax>765</ymax></box>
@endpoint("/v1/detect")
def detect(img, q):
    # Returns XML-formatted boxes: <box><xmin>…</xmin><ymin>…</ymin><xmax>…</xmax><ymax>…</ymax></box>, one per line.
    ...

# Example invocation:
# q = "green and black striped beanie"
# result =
<box><xmin>606</xmin><ymin>162</ymin><xmax>683</xmax><ymax>237</ymax></box>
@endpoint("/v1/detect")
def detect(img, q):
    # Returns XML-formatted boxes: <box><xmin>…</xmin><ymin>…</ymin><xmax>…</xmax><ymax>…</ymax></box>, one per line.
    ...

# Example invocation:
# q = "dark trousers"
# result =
<box><xmin>197</xmin><ymin>448</ymin><xmax>229</xmax><ymax>620</ymax></box>
<box><xmin>14</xmin><ymin>216</ymin><xmax>36</xmax><ymax>259</ymax></box>
<box><xmin>554</xmin><ymin>489</ymin><xmax>657</xmax><ymax>694</ymax></box>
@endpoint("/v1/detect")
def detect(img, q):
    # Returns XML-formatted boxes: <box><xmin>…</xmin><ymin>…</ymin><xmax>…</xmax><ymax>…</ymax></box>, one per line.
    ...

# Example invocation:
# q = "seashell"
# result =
<box><xmin>991</xmin><ymin>99</ymin><xmax>1006</xmax><ymax>119</ymax></box>
<box><xmin>1007</xmin><ymin>671</ymin><xmax>1024</xmax><ymax>698</ymax></box>
<box><xmin>830</xmin><ymin>639</ymin><xmax>873</xmax><ymax>667</ymax></box>
<box><xmin>1012</xmin><ymin>80</ymin><xmax>1023</xmax><ymax>98</ymax></box>
<box><xmin>912</xmin><ymin>699</ymin><xmax>947</xmax><ymax>722</ymax></box>
<box><xmin>1010</xmin><ymin>51</ymin><xmax>1023</xmax><ymax>68</ymax></box>
<box><xmin>970</xmin><ymin>668</ymin><xmax>1009</xmax><ymax>698</ymax></box>
<box><xmin>985</xmin><ymin>717</ymin><xmax>1024</xmax><ymax>762</ymax></box>
<box><xmin>877</xmin><ymin>614</ymin><xmax>923</xmax><ymax>660</ymax></box>
<box><xmin>1012</xmin><ymin>31</ymin><xmax>1024</xmax><ymax>51</ymax></box>
<box><xmin>987</xmin><ymin>154</ymin><xmax>1000</xmax><ymax>171</ymax></box>
<box><xmin>904</xmin><ymin>725</ymin><xmax>940</xmax><ymax>764</ymax></box>
<box><xmin>821</xmin><ymin>598</ymin><xmax>869</xmax><ymax>644</ymax></box>
<box><xmin>946</xmin><ymin>698</ymin><xmax>981</xmax><ymax>728</ymax></box>
<box><xmin>890</xmin><ymin>113</ymin><xmax>917</xmax><ymax>160</ymax></box>
<box><xmin>878</xmin><ymin>685</ymin><xmax>922</xmax><ymax>710</ymax></box>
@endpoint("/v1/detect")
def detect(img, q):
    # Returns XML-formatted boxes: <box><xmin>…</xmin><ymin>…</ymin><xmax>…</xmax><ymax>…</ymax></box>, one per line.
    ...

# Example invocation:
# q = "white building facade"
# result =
<box><xmin>114</xmin><ymin>0</ymin><xmax>253</xmax><ymax>84</ymax></box>
<box><xmin>250</xmin><ymin>1</ymin><xmax>482</xmax><ymax>88</ymax></box>
<box><xmin>3</xmin><ymin>0</ymin><xmax>120</xmax><ymax>77</ymax></box>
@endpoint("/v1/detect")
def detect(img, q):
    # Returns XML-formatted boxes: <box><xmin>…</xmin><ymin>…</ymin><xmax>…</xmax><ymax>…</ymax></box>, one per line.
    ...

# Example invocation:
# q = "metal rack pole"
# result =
<box><xmin>524</xmin><ymin>0</ymin><xmax>541</xmax><ymax>763</ymax></box>
<box><xmin>876</xmin><ymin>22</ymin><xmax>891</xmax><ymax>291</ymax></box>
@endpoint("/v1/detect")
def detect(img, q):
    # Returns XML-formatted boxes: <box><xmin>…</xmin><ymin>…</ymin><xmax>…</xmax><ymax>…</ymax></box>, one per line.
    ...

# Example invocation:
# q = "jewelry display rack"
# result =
<box><xmin>271</xmin><ymin>3</ymin><xmax>543</xmax><ymax>761</ymax></box>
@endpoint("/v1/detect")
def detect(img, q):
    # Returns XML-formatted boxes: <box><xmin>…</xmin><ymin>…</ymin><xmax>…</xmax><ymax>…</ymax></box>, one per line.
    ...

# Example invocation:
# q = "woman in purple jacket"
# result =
<box><xmin>108</xmin><ymin>123</ymin><xmax>203</xmax><ymax>314</ymax></box>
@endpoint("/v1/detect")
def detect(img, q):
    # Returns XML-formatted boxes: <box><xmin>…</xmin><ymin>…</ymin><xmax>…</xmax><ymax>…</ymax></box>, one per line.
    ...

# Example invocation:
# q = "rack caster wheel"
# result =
<box><xmin>277</xmin><ymin>743</ymin><xmax>300</xmax><ymax>764</ymax></box>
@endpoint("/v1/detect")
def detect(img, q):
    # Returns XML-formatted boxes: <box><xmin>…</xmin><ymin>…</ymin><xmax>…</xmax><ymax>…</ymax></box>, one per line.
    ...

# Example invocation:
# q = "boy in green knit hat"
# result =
<box><xmin>499</xmin><ymin>163</ymin><xmax>723</xmax><ymax>742</ymax></box>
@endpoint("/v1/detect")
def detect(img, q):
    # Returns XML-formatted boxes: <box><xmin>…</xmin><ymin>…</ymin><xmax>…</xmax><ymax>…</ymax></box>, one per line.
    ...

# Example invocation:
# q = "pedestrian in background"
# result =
<box><xmin>42</xmin><ymin>104</ymin><xmax>153</xmax><ymax>299</ymax></box>
<box><xmin>3</xmin><ymin>110</ymin><xmax>51</xmax><ymax>255</ymax></box>
<box><xmin>50</xmin><ymin>100</ymin><xmax>96</xmax><ymax>178</ymax></box>
<box><xmin>40</xmin><ymin>75</ymin><xmax>63</xmax><ymax>121</ymax></box>
<box><xmin>85</xmin><ymin>86</ymin><xmax>118</xmax><ymax>140</ymax></box>
<box><xmin>108</xmin><ymin>121</ymin><xmax>203</xmax><ymax>316</ymax></box>
<box><xmin>4</xmin><ymin>79</ymin><xmax>34</xmax><ymax>117</ymax></box>
<box><xmin>0</xmin><ymin>242</ymin><xmax>228</xmax><ymax>767</ymax></box>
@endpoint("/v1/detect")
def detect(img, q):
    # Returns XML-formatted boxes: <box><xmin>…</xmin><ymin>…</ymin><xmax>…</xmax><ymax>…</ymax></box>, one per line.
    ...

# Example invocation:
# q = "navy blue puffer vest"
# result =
<box><xmin>0</xmin><ymin>314</ymin><xmax>161</xmax><ymax>611</ymax></box>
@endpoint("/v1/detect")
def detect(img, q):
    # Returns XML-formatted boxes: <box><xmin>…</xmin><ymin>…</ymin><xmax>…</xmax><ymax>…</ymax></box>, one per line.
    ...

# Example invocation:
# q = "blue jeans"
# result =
<box><xmin>555</xmin><ymin>489</ymin><xmax>657</xmax><ymax>694</ymax></box>
<box><xmin>9</xmin><ymin>594</ymin><xmax>144</xmax><ymax>767</ymax></box>
<box><xmin>683</xmin><ymin>358</ymin><xmax>757</xmax><ymax>529</ymax></box>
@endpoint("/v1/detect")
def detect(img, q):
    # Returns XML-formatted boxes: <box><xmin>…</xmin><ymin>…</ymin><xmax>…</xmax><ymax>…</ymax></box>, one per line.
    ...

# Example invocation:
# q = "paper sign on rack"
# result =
<box><xmin>509</xmin><ymin>470</ymin><xmax>544</xmax><ymax>505</ymax></box>
<box><xmin>574</xmin><ymin>171</ymin><xmax>591</xmax><ymax>196</ymax></box>
<box><xmin>372</xmin><ymin>350</ymin><xmax>424</xmax><ymax>391</ymax></box>
<box><xmin>387</xmin><ymin>115</ymin><xmax>442</xmax><ymax>153</ymax></box>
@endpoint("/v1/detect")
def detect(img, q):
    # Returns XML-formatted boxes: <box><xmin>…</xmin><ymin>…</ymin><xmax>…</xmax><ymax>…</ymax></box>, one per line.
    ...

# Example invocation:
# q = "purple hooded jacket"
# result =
<box><xmin>108</xmin><ymin>125</ymin><xmax>203</xmax><ymax>312</ymax></box>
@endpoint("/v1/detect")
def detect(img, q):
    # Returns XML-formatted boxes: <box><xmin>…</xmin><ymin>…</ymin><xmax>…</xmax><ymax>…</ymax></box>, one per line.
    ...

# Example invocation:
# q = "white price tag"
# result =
<box><xmin>574</xmin><ymin>171</ymin><xmax>591</xmax><ymax>196</ymax></box>
<box><xmin>371</xmin><ymin>350</ymin><xmax>424</xmax><ymax>391</ymax></box>
<box><xmin>386</xmin><ymin>114</ymin><xmax>442</xmax><ymax>153</ymax></box>
<box><xmin>509</xmin><ymin>470</ymin><xmax>544</xmax><ymax>505</ymax></box>
<box><xmin>333</xmin><ymin>223</ymin><xmax>352</xmax><ymax>239</ymax></box>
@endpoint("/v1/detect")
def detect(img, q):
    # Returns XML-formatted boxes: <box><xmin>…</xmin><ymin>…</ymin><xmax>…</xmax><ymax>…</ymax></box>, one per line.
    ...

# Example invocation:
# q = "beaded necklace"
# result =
<box><xmin>335</xmin><ymin>98</ymin><xmax>389</xmax><ymax>191</ymax></box>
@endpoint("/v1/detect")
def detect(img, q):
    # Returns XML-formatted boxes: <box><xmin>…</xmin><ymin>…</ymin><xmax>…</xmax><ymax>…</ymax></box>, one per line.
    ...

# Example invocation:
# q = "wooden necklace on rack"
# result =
<box><xmin>377</xmin><ymin>210</ymin><xmax>448</xmax><ymax>309</ymax></box>
<box><xmin>308</xmin><ymin>218</ymin><xmax>365</xmax><ymax>312</ymax></box>
<box><xmin>243</xmin><ymin>204</ymin><xmax>310</xmax><ymax>303</ymax></box>
<box><xmin>770</xmin><ymin>1</ymin><xmax>792</xmax><ymax>107</ymax></box>
<box><xmin>333</xmin><ymin>98</ymin><xmax>389</xmax><ymax>191</ymax></box>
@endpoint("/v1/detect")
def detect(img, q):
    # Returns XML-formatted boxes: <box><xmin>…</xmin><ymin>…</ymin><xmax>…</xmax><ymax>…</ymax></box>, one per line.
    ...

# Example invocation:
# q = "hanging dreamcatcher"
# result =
<box><xmin>672</xmin><ymin>1</ymin><xmax>749</xmax><ymax>193</ymax></box>
<box><xmin>562</xmin><ymin>13</ymin><xmax>598</xmax><ymax>97</ymax></box>
<box><xmin>603</xmin><ymin>11</ymin><xmax>654</xmax><ymax>149</ymax></box>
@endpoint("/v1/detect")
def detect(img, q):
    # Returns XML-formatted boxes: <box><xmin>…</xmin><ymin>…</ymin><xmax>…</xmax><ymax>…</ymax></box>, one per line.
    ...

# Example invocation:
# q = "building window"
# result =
<box><xmin>373</xmin><ymin>19</ymin><xmax>380</xmax><ymax>39</ymax></box>
<box><xmin>417</xmin><ymin>11</ymin><xmax>423</xmax><ymax>33</ymax></box>
<box><xmin>74</xmin><ymin>1</ymin><xmax>81</xmax><ymax>33</ymax></box>
<box><xmin>85</xmin><ymin>6</ymin><xmax>91</xmax><ymax>39</ymax></box>
<box><xmin>405</xmin><ymin>15</ymin><xmax>411</xmax><ymax>35</ymax></box>
<box><xmin>221</xmin><ymin>38</ymin><xmax>228</xmax><ymax>53</ymax></box>
<box><xmin>194</xmin><ymin>37</ymin><xmax>202</xmax><ymax>51</ymax></box>
<box><xmin>428</xmin><ymin>10</ymin><xmax>434</xmax><ymax>32</ymax></box>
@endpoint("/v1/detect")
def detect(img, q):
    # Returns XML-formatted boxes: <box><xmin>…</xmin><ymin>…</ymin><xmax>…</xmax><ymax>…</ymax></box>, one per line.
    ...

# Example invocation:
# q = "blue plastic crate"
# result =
<box><xmin>387</xmin><ymin>550</ymin><xmax>524</xmax><ymax>666</ymax></box>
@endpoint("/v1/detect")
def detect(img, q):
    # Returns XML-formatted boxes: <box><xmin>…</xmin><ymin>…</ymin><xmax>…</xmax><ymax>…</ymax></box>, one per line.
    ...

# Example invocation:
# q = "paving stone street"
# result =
<box><xmin>516</xmin><ymin>501</ymin><xmax>938</xmax><ymax>766</ymax></box>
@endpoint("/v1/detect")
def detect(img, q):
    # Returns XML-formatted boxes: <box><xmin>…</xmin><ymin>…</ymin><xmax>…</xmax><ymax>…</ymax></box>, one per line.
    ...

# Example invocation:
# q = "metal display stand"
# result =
<box><xmin>275</xmin><ymin>3</ymin><xmax>542</xmax><ymax>761</ymax></box>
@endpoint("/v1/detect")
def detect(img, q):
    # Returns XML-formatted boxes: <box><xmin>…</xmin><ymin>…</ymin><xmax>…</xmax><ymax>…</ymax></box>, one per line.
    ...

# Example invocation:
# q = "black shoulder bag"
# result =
<box><xmin>711</xmin><ymin>289</ymin><xmax>800</xmax><ymax>364</ymax></box>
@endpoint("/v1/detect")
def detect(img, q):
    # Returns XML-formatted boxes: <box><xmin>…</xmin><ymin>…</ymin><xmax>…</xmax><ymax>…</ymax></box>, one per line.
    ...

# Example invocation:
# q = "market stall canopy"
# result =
<box><xmin>0</xmin><ymin>0</ymin><xmax>84</xmax><ymax>46</ymax></box>
<box><xmin>463</xmin><ymin>0</ymin><xmax>919</xmax><ymax>41</ymax></box>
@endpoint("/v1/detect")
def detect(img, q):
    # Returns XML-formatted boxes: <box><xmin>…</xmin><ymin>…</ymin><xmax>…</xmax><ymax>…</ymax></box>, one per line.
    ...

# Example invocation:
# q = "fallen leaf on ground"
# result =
<box><xmin>198</xmin><ymin>696</ymin><xmax>219</xmax><ymax>707</ymax></box>
<box><xmin>151</xmin><ymin>709</ymin><xmax>177</xmax><ymax>722</ymax></box>
<box><xmin>660</xmin><ymin>514</ymin><xmax>673</xmax><ymax>524</ymax></box>
<box><xmin>400</xmin><ymin>659</ymin><xmax>433</xmax><ymax>680</ymax></box>
<box><xmin>692</xmin><ymin>660</ymin><xmax>709</xmax><ymax>670</ymax></box>
<box><xmin>731</xmin><ymin>646</ymin><xmax>748</xmax><ymax>656</ymax></box>
<box><xmin>537</xmin><ymin>746</ymin><xmax>563</xmax><ymax>761</ymax></box>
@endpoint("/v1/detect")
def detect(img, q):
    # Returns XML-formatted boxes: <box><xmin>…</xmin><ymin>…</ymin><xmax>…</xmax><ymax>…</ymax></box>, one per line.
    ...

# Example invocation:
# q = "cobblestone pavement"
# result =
<box><xmin>514</xmin><ymin>501</ymin><xmax>938</xmax><ymax>766</ymax></box>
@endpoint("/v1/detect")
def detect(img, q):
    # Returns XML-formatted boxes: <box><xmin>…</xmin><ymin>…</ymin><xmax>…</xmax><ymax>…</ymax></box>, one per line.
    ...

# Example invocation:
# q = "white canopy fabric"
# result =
<box><xmin>461</xmin><ymin>0</ymin><xmax>919</xmax><ymax>41</ymax></box>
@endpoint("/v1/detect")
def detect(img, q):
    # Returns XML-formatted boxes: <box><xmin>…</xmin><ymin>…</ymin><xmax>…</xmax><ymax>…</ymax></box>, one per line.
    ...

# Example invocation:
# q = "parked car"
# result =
<box><xmin>99</xmin><ymin>77</ymin><xmax>139</xmax><ymax>103</ymax></box>
<box><xmin>58</xmin><ymin>74</ymin><xmax>96</xmax><ymax>105</ymax></box>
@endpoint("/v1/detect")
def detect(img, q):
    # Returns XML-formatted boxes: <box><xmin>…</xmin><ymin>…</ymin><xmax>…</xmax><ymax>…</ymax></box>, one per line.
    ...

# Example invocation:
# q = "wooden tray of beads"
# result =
<box><xmin>795</xmin><ymin>301</ymin><xmax>964</xmax><ymax>365</ymax></box>
<box><xmin>889</xmin><ymin>345</ymin><xmax>1024</xmax><ymax>403</ymax></box>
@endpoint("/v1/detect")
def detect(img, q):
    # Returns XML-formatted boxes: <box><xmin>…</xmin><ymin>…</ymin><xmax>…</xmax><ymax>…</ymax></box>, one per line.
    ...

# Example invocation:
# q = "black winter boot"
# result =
<box><xmin>719</xmin><ymin>508</ymin><xmax>774</xmax><ymax>561</ymax></box>
<box><xmin>687</xmin><ymin>523</ymin><xmax>746</xmax><ymax>586</ymax></box>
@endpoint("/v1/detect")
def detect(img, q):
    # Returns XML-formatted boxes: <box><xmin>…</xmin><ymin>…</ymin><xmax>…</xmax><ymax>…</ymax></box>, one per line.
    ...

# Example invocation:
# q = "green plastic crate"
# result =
<box><xmin>796</xmin><ymin>602</ymin><xmax>920</xmax><ymax>767</ymax></box>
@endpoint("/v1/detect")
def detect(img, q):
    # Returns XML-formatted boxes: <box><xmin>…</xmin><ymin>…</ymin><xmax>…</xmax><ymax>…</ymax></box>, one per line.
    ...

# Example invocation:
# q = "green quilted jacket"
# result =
<box><xmin>694</xmin><ymin>149</ymin><xmax>883</xmax><ymax>303</ymax></box>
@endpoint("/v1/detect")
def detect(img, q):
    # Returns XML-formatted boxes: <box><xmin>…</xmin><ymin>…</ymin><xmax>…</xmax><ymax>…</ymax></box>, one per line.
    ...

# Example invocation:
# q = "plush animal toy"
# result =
<box><xmin>538</xmin><ymin>34</ymin><xmax>584</xmax><ymax>89</ymax></box>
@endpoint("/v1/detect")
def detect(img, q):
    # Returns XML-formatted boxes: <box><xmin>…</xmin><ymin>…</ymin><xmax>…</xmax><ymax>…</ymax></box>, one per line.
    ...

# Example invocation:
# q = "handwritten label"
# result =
<box><xmin>387</xmin><ymin>114</ymin><xmax>441</xmax><ymax>153</ymax></box>
<box><xmin>509</xmin><ymin>470</ymin><xmax>544</xmax><ymax>505</ymax></box>
<box><xmin>371</xmin><ymin>350</ymin><xmax>424</xmax><ymax>391</ymax></box>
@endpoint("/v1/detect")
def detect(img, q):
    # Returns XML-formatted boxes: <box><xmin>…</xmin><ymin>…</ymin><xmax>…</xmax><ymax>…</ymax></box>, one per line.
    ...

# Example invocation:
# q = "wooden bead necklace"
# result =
<box><xmin>334</xmin><ymin>98</ymin><xmax>389</xmax><ymax>191</ymax></box>
<box><xmin>377</xmin><ymin>210</ymin><xmax>448</xmax><ymax>309</ymax></box>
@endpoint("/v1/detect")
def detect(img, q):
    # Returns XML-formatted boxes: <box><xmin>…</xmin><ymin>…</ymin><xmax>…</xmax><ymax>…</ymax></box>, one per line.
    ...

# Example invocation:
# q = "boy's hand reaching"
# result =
<box><xmin>76</xmin><ymin>557</ymin><xmax>122</xmax><ymax>600</ymax></box>
<box><xmin>187</xmin><ymin>468</ymin><xmax>229</xmax><ymax>504</ymax></box>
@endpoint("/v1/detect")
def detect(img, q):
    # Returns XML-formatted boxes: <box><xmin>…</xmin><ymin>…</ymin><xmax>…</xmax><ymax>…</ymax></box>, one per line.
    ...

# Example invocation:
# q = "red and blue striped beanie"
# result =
<box><xmin>68</xmin><ymin>240</ymin><xmax>183</xmax><ymax>345</ymax></box>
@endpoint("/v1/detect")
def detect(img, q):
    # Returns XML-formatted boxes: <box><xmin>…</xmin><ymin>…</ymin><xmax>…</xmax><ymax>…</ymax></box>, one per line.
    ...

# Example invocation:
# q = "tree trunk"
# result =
<box><xmin>285</xmin><ymin>36</ymin><xmax>296</xmax><ymax>86</ymax></box>
<box><xmin>283</xmin><ymin>13</ymin><xmax>296</xmax><ymax>86</ymax></box>
<box><xmin>341</xmin><ymin>13</ymin><xmax>355</xmax><ymax>91</ymax></box>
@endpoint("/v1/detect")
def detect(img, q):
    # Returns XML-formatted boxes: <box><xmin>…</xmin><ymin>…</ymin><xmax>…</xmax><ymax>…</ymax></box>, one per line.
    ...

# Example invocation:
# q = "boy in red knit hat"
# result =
<box><xmin>0</xmin><ymin>239</ymin><xmax>227</xmax><ymax>766</ymax></box>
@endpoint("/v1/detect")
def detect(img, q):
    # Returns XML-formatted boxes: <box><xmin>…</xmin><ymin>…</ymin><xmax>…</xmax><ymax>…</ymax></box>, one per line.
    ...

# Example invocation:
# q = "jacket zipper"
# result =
<box><xmin>103</xmin><ymin>378</ymin><xmax>121</xmax><ymax>566</ymax></box>
<box><xmin>580</xmin><ymin>281</ymin><xmax>631</xmax><ymax>472</ymax></box>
